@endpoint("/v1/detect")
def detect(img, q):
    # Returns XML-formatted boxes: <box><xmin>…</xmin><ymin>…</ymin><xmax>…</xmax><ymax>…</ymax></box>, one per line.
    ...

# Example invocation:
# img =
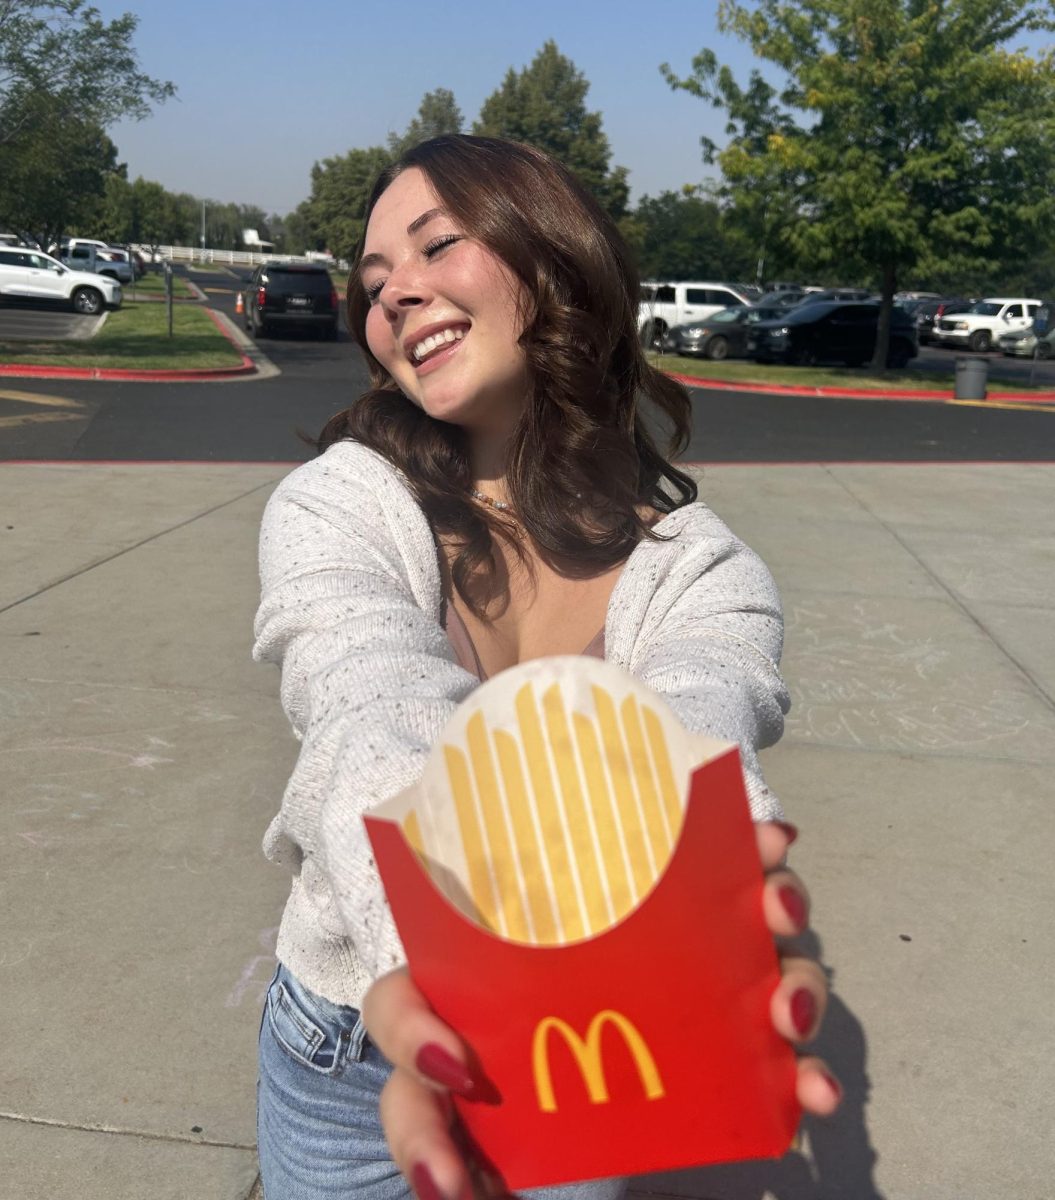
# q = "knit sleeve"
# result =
<box><xmin>618</xmin><ymin>512</ymin><xmax>791</xmax><ymax>823</ymax></box>
<box><xmin>253</xmin><ymin>450</ymin><xmax>476</xmax><ymax>979</ymax></box>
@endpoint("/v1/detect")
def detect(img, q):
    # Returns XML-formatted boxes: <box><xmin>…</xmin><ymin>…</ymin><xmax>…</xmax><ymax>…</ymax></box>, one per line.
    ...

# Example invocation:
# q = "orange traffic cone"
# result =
<box><xmin>235</xmin><ymin>292</ymin><xmax>244</xmax><ymax>315</ymax></box>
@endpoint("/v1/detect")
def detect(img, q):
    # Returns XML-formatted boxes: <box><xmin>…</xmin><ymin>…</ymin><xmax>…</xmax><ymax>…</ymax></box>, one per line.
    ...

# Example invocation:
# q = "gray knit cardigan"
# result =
<box><xmin>253</xmin><ymin>440</ymin><xmax>790</xmax><ymax>1007</ymax></box>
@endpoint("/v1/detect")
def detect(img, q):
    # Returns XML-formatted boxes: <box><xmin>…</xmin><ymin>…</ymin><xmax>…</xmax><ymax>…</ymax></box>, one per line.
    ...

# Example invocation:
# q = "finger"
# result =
<box><xmin>380</xmin><ymin>1067</ymin><xmax>472</xmax><ymax>1200</ymax></box>
<box><xmin>362</xmin><ymin>968</ymin><xmax>480</xmax><ymax>1099</ymax></box>
<box><xmin>755</xmin><ymin>820</ymin><xmax>798</xmax><ymax>871</ymax></box>
<box><xmin>762</xmin><ymin>868</ymin><xmax>811</xmax><ymax>937</ymax></box>
<box><xmin>796</xmin><ymin>1056</ymin><xmax>842</xmax><ymax>1117</ymax></box>
<box><xmin>771</xmin><ymin>955</ymin><xmax>828</xmax><ymax>1043</ymax></box>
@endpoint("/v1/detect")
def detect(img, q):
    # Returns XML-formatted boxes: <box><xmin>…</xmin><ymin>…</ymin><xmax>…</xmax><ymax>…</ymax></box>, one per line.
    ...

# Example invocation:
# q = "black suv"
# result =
<box><xmin>244</xmin><ymin>262</ymin><xmax>340</xmax><ymax>339</ymax></box>
<box><xmin>747</xmin><ymin>301</ymin><xmax>918</xmax><ymax>367</ymax></box>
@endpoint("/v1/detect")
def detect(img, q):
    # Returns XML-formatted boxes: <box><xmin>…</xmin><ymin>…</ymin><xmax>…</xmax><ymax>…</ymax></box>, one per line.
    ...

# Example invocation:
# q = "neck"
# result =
<box><xmin>469</xmin><ymin>433</ymin><xmax>512</xmax><ymax>503</ymax></box>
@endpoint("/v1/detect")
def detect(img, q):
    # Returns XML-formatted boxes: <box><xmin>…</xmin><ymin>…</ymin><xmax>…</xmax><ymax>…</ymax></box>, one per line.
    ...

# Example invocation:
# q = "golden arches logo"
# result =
<box><xmin>531</xmin><ymin>1010</ymin><xmax>665</xmax><ymax>1113</ymax></box>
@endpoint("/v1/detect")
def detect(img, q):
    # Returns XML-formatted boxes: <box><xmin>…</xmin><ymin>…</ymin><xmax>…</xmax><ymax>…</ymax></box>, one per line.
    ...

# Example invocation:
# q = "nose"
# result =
<box><xmin>380</xmin><ymin>267</ymin><xmax>429</xmax><ymax>323</ymax></box>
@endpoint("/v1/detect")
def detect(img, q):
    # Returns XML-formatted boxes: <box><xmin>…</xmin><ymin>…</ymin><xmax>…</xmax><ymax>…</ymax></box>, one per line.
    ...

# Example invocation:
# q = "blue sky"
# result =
<box><xmin>103</xmin><ymin>0</ymin><xmax>1051</xmax><ymax>217</ymax></box>
<box><xmin>100</xmin><ymin>0</ymin><xmax>762</xmax><ymax>213</ymax></box>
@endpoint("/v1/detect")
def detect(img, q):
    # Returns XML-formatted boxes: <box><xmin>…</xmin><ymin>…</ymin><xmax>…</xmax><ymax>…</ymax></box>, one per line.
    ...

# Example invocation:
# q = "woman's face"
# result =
<box><xmin>360</xmin><ymin>168</ymin><xmax>530</xmax><ymax>434</ymax></box>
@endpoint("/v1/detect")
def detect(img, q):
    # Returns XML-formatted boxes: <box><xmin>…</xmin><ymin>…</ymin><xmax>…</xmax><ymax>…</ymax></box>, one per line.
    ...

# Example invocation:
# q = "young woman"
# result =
<box><xmin>253</xmin><ymin>135</ymin><xmax>838</xmax><ymax>1200</ymax></box>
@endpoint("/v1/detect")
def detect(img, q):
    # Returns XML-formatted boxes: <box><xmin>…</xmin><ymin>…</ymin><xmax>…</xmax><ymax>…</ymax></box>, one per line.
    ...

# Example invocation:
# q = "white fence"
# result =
<box><xmin>132</xmin><ymin>243</ymin><xmax>349</xmax><ymax>271</ymax></box>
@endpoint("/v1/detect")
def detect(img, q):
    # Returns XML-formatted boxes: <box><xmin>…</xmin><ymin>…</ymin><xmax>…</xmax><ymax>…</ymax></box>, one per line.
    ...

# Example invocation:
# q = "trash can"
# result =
<box><xmin>955</xmin><ymin>356</ymin><xmax>988</xmax><ymax>400</ymax></box>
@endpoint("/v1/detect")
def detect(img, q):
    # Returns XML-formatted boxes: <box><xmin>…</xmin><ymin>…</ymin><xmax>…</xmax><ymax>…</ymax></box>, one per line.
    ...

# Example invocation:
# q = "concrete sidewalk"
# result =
<box><xmin>1</xmin><ymin>460</ymin><xmax>1052</xmax><ymax>1199</ymax></box>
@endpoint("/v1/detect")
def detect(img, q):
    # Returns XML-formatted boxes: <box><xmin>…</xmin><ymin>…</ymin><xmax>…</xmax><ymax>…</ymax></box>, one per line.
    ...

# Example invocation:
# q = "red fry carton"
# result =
<box><xmin>364</xmin><ymin>656</ymin><xmax>799</xmax><ymax>1189</ymax></box>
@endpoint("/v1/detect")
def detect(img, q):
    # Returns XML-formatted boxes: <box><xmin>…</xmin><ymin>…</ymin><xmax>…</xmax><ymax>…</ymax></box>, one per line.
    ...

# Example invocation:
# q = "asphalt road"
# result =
<box><xmin>1</xmin><ymin>267</ymin><xmax>1052</xmax><ymax>463</ymax></box>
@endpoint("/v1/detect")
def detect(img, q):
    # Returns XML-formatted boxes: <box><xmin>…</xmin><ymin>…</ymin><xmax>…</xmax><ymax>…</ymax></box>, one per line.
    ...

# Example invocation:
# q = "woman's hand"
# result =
<box><xmin>362</xmin><ymin>821</ymin><xmax>840</xmax><ymax>1200</ymax></box>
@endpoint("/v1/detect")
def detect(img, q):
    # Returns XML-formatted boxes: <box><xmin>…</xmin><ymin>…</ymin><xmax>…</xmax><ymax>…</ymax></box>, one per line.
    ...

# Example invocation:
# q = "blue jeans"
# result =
<box><xmin>257</xmin><ymin>964</ymin><xmax>629</xmax><ymax>1200</ymax></box>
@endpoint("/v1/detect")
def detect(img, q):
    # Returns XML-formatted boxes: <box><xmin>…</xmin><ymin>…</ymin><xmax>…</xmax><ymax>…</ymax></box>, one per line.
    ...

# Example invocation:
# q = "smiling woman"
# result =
<box><xmin>252</xmin><ymin>134</ymin><xmax>840</xmax><ymax>1200</ymax></box>
<box><xmin>335</xmin><ymin>136</ymin><xmax>697</xmax><ymax>615</ymax></box>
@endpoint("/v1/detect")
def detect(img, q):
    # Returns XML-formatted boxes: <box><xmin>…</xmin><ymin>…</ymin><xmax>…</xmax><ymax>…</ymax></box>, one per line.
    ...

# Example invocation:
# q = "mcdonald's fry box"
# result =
<box><xmin>364</xmin><ymin>657</ymin><xmax>799</xmax><ymax>1189</ymax></box>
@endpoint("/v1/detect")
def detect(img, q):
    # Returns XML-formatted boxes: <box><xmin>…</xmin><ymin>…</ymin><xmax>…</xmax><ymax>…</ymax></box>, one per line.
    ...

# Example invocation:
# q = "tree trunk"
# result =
<box><xmin>871</xmin><ymin>261</ymin><xmax>897</xmax><ymax>371</ymax></box>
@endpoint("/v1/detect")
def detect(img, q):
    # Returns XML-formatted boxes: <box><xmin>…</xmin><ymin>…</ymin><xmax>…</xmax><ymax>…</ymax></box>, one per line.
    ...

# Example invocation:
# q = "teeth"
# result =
<box><xmin>411</xmin><ymin>326</ymin><xmax>465</xmax><ymax>362</ymax></box>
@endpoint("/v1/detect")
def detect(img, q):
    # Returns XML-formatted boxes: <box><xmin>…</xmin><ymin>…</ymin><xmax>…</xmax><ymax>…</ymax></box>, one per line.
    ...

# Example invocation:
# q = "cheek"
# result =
<box><xmin>364</xmin><ymin>308</ymin><xmax>396</xmax><ymax>366</ymax></box>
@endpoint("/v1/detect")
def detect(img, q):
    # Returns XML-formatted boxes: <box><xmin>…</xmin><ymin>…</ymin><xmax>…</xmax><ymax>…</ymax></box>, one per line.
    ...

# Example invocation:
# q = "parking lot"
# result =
<box><xmin>915</xmin><ymin>342</ymin><xmax>1055</xmax><ymax>387</ymax></box>
<box><xmin>0</xmin><ymin>303</ymin><xmax>106</xmax><ymax>341</ymax></box>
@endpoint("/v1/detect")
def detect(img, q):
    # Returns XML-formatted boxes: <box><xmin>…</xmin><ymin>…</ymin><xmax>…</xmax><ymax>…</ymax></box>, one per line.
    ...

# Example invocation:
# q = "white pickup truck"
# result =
<box><xmin>59</xmin><ymin>239</ymin><xmax>135</xmax><ymax>285</ymax></box>
<box><xmin>638</xmin><ymin>281</ymin><xmax>752</xmax><ymax>345</ymax></box>
<box><xmin>933</xmin><ymin>297</ymin><xmax>1042</xmax><ymax>353</ymax></box>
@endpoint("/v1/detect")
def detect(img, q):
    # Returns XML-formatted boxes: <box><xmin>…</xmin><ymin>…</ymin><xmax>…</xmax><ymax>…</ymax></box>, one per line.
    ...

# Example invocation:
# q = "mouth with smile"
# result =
<box><xmin>406</xmin><ymin>321</ymin><xmax>470</xmax><ymax>373</ymax></box>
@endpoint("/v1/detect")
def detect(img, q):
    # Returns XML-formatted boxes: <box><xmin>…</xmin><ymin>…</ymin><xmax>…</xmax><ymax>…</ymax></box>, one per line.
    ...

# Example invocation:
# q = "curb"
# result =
<box><xmin>666</xmin><ymin>372</ymin><xmax>1055</xmax><ymax>406</ymax></box>
<box><xmin>0</xmin><ymin>307</ymin><xmax>258</xmax><ymax>382</ymax></box>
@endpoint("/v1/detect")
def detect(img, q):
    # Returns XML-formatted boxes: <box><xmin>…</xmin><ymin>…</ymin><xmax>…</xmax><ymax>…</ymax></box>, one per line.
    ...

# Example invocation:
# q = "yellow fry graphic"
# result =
<box><xmin>445</xmin><ymin>745</ymin><xmax>502</xmax><ymax>933</ymax></box>
<box><xmin>543</xmin><ymin>684</ymin><xmax>612</xmax><ymax>936</ymax></box>
<box><xmin>620</xmin><ymin>695</ymin><xmax>671</xmax><ymax>867</ymax></box>
<box><xmin>643</xmin><ymin>706</ymin><xmax>685</xmax><ymax>848</ymax></box>
<box><xmin>403</xmin><ymin>810</ymin><xmax>426</xmax><ymax>860</ymax></box>
<box><xmin>573</xmin><ymin>712</ymin><xmax>635</xmax><ymax>924</ymax></box>
<box><xmin>515</xmin><ymin>683</ymin><xmax>586</xmax><ymax>942</ymax></box>
<box><xmin>466</xmin><ymin>712</ymin><xmax>532</xmax><ymax>942</ymax></box>
<box><xmin>494</xmin><ymin>730</ymin><xmax>559</xmax><ymax>944</ymax></box>
<box><xmin>591</xmin><ymin>686</ymin><xmax>656</xmax><ymax>899</ymax></box>
<box><xmin>426</xmin><ymin>676</ymin><xmax>689</xmax><ymax>945</ymax></box>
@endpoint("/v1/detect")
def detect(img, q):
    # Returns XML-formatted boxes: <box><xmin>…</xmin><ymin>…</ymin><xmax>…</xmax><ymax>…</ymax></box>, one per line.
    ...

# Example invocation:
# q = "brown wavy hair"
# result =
<box><xmin>318</xmin><ymin>134</ymin><xmax>697</xmax><ymax>611</ymax></box>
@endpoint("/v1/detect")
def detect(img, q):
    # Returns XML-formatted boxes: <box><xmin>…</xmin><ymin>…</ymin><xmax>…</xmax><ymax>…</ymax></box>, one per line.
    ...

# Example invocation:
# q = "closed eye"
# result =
<box><xmin>363</xmin><ymin>235</ymin><xmax>462</xmax><ymax>303</ymax></box>
<box><xmin>423</xmin><ymin>233</ymin><xmax>461</xmax><ymax>257</ymax></box>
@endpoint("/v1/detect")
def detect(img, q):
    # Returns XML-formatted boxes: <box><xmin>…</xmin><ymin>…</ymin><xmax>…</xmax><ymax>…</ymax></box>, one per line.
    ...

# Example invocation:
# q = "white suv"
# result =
<box><xmin>639</xmin><ymin>281</ymin><xmax>751</xmax><ymax>345</ymax></box>
<box><xmin>0</xmin><ymin>247</ymin><xmax>123</xmax><ymax>314</ymax></box>
<box><xmin>933</xmin><ymin>297</ymin><xmax>1041</xmax><ymax>353</ymax></box>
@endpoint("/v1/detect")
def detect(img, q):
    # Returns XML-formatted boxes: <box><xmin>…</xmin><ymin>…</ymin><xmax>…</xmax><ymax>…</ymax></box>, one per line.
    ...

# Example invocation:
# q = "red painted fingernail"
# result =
<box><xmin>820</xmin><ymin>1069</ymin><xmax>843</xmax><ymax>1103</ymax></box>
<box><xmin>790</xmin><ymin>987</ymin><xmax>816</xmax><ymax>1037</ymax></box>
<box><xmin>779</xmin><ymin>884</ymin><xmax>807</xmax><ymax>928</ymax></box>
<box><xmin>774</xmin><ymin>821</ymin><xmax>799</xmax><ymax>846</ymax></box>
<box><xmin>411</xmin><ymin>1162</ymin><xmax>444</xmax><ymax>1200</ymax></box>
<box><xmin>416</xmin><ymin>1042</ymin><xmax>478</xmax><ymax>1097</ymax></box>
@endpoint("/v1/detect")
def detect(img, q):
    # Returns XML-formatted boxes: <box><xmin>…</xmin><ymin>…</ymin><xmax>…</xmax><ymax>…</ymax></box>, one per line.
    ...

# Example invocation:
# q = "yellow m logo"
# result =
<box><xmin>531</xmin><ymin>1010</ymin><xmax>665</xmax><ymax>1113</ymax></box>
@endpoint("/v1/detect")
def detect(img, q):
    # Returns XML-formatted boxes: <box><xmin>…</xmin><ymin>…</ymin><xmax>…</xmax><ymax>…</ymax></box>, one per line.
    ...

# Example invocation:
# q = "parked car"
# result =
<box><xmin>932</xmin><ymin>297</ymin><xmax>1042</xmax><ymax>352</ymax></box>
<box><xmin>998</xmin><ymin>305</ymin><xmax>1055</xmax><ymax>358</ymax></box>
<box><xmin>663</xmin><ymin>306</ymin><xmax>755</xmax><ymax>359</ymax></box>
<box><xmin>108</xmin><ymin>244</ymin><xmax>146</xmax><ymax>280</ymax></box>
<box><xmin>638</xmin><ymin>281</ymin><xmax>751</xmax><ymax>346</ymax></box>
<box><xmin>0</xmin><ymin>247</ymin><xmax>122</xmax><ymax>313</ymax></box>
<box><xmin>790</xmin><ymin>287</ymin><xmax>874</xmax><ymax>307</ymax></box>
<box><xmin>752</xmin><ymin>290</ymin><xmax>806</xmax><ymax>312</ymax></box>
<box><xmin>903</xmin><ymin>297</ymin><xmax>972</xmax><ymax>345</ymax></box>
<box><xmin>747</xmin><ymin>300</ymin><xmax>918</xmax><ymax>367</ymax></box>
<box><xmin>58</xmin><ymin>242</ymin><xmax>134</xmax><ymax>285</ymax></box>
<box><xmin>243</xmin><ymin>262</ymin><xmax>340</xmax><ymax>338</ymax></box>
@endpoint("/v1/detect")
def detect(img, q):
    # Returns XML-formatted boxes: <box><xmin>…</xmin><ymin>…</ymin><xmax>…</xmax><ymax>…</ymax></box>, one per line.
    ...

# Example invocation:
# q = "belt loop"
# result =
<box><xmin>347</xmin><ymin>1017</ymin><xmax>368</xmax><ymax>1063</ymax></box>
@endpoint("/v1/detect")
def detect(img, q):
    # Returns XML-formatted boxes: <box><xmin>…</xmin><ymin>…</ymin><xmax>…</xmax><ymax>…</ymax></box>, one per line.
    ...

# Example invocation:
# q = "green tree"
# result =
<box><xmin>0</xmin><ymin>1</ymin><xmax>174</xmax><ymax>143</ymax></box>
<box><xmin>664</xmin><ymin>0</ymin><xmax>1055</xmax><ymax>367</ymax></box>
<box><xmin>1</xmin><ymin>2</ymin><xmax>173</xmax><ymax>240</ymax></box>
<box><xmin>634</xmin><ymin>187</ymin><xmax>753</xmax><ymax>281</ymax></box>
<box><xmin>0</xmin><ymin>92</ymin><xmax>122</xmax><ymax>243</ymax></box>
<box><xmin>474</xmin><ymin>40</ymin><xmax>629</xmax><ymax>219</ymax></box>
<box><xmin>301</xmin><ymin>146</ymin><xmax>392</xmax><ymax>260</ymax></box>
<box><xmin>389</xmin><ymin>87</ymin><xmax>463</xmax><ymax>156</ymax></box>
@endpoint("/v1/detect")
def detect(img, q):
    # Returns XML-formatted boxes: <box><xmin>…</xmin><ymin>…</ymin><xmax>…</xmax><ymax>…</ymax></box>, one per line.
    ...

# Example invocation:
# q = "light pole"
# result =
<box><xmin>200</xmin><ymin>200</ymin><xmax>206</xmax><ymax>262</ymax></box>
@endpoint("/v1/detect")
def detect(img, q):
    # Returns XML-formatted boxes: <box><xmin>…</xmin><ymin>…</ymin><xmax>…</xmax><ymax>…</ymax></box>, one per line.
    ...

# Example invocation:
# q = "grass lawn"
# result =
<box><xmin>652</xmin><ymin>352</ymin><xmax>1049</xmax><ymax>393</ymax></box>
<box><xmin>128</xmin><ymin>273</ymin><xmax>194</xmax><ymax>298</ymax></box>
<box><xmin>0</xmin><ymin>301</ymin><xmax>245</xmax><ymax>370</ymax></box>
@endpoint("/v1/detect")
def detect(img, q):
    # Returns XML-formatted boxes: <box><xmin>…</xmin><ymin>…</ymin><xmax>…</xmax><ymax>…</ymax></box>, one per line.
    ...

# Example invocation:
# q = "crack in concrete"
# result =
<box><xmin>0</xmin><ymin>477</ymin><xmax>282</xmax><ymax>616</ymax></box>
<box><xmin>822</xmin><ymin>465</ymin><xmax>1055</xmax><ymax>712</ymax></box>
<box><xmin>0</xmin><ymin>1108</ymin><xmax>255</xmax><ymax>1151</ymax></box>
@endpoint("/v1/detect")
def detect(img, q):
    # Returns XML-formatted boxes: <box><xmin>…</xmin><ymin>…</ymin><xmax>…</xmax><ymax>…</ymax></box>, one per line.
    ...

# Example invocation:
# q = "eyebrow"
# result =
<box><xmin>358</xmin><ymin>207</ymin><xmax>447</xmax><ymax>276</ymax></box>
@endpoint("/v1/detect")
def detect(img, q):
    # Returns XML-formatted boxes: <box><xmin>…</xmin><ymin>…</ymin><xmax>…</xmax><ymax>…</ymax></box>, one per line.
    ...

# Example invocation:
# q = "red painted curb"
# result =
<box><xmin>0</xmin><ymin>306</ymin><xmax>255</xmax><ymax>381</ymax></box>
<box><xmin>666</xmin><ymin>372</ymin><xmax>1055</xmax><ymax>405</ymax></box>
